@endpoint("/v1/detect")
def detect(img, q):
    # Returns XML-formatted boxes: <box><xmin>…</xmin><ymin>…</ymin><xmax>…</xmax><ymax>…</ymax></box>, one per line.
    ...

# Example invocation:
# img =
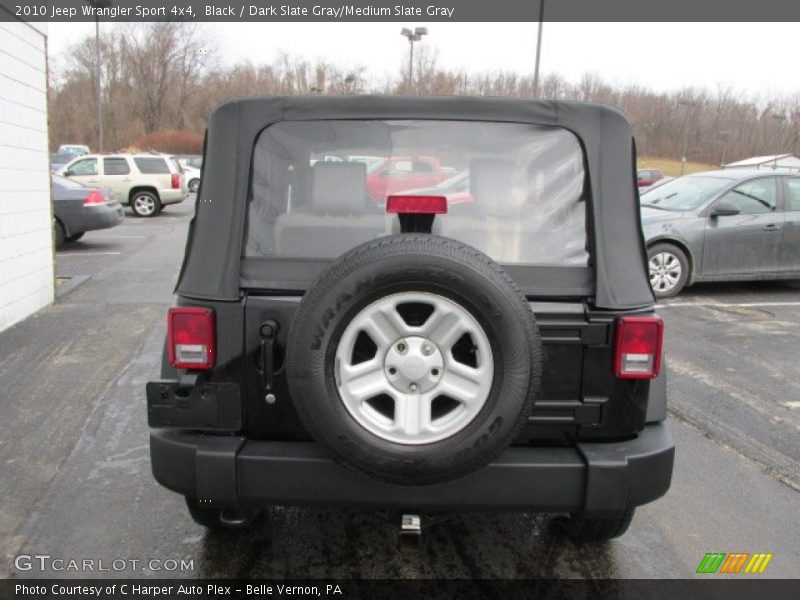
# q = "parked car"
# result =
<box><xmin>180</xmin><ymin>165</ymin><xmax>201</xmax><ymax>193</ymax></box>
<box><xmin>51</xmin><ymin>175</ymin><xmax>124</xmax><ymax>249</ymax></box>
<box><xmin>365</xmin><ymin>155</ymin><xmax>446</xmax><ymax>201</ymax></box>
<box><xmin>175</xmin><ymin>154</ymin><xmax>203</xmax><ymax>170</ymax></box>
<box><xmin>57</xmin><ymin>144</ymin><xmax>90</xmax><ymax>156</ymax></box>
<box><xmin>59</xmin><ymin>153</ymin><xmax>187</xmax><ymax>217</ymax></box>
<box><xmin>637</xmin><ymin>168</ymin><xmax>664</xmax><ymax>189</ymax></box>
<box><xmin>402</xmin><ymin>171</ymin><xmax>473</xmax><ymax>205</ymax></box>
<box><xmin>640</xmin><ymin>170</ymin><xmax>800</xmax><ymax>297</ymax></box>
<box><xmin>175</xmin><ymin>155</ymin><xmax>202</xmax><ymax>193</ymax></box>
<box><xmin>50</xmin><ymin>152</ymin><xmax>80</xmax><ymax>173</ymax></box>
<box><xmin>147</xmin><ymin>96</ymin><xmax>672</xmax><ymax>543</ymax></box>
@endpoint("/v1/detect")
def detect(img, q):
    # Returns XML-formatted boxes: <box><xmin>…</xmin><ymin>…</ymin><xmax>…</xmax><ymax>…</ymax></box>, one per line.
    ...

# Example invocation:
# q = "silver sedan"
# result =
<box><xmin>640</xmin><ymin>170</ymin><xmax>800</xmax><ymax>298</ymax></box>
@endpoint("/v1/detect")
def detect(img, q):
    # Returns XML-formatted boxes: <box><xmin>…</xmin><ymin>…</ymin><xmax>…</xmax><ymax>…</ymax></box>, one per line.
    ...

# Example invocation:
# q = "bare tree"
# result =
<box><xmin>48</xmin><ymin>35</ymin><xmax>800</xmax><ymax>164</ymax></box>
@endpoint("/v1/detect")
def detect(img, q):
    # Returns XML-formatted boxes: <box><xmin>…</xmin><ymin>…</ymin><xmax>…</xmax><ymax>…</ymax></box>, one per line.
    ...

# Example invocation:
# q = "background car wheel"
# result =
<box><xmin>552</xmin><ymin>508</ymin><xmax>635</xmax><ymax>543</ymax></box>
<box><xmin>188</xmin><ymin>178</ymin><xmax>200</xmax><ymax>193</ymax></box>
<box><xmin>67</xmin><ymin>232</ymin><xmax>84</xmax><ymax>243</ymax></box>
<box><xmin>184</xmin><ymin>497</ymin><xmax>260</xmax><ymax>531</ymax></box>
<box><xmin>130</xmin><ymin>191</ymin><xmax>161</xmax><ymax>217</ymax></box>
<box><xmin>54</xmin><ymin>220</ymin><xmax>66</xmax><ymax>250</ymax></box>
<box><xmin>286</xmin><ymin>234</ymin><xmax>542</xmax><ymax>485</ymax></box>
<box><xmin>647</xmin><ymin>243</ymin><xmax>689</xmax><ymax>298</ymax></box>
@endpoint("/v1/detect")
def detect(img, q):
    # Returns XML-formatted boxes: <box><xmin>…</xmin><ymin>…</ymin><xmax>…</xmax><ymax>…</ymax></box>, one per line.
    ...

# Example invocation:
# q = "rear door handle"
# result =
<box><xmin>763</xmin><ymin>224</ymin><xmax>779</xmax><ymax>231</ymax></box>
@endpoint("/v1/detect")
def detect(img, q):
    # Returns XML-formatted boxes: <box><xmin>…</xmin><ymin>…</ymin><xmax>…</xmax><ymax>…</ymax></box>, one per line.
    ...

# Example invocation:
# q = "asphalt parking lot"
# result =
<box><xmin>1</xmin><ymin>199</ymin><xmax>798</xmax><ymax>579</ymax></box>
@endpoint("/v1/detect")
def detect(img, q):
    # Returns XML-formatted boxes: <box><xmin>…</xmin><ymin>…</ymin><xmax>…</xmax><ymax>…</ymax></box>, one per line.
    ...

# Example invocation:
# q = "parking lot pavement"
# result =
<box><xmin>658</xmin><ymin>281</ymin><xmax>800</xmax><ymax>492</ymax></box>
<box><xmin>1</xmin><ymin>205</ymin><xmax>799</xmax><ymax>578</ymax></box>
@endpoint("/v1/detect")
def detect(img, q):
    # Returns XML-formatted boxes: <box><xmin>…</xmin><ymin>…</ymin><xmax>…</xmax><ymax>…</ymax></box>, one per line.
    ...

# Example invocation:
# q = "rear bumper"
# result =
<box><xmin>159</xmin><ymin>190</ymin><xmax>187</xmax><ymax>205</ymax></box>
<box><xmin>74</xmin><ymin>202</ymin><xmax>124</xmax><ymax>233</ymax></box>
<box><xmin>150</xmin><ymin>422</ymin><xmax>674</xmax><ymax>517</ymax></box>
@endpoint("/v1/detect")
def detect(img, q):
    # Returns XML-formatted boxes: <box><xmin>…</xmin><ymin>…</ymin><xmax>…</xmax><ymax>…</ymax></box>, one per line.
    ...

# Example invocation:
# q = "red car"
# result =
<box><xmin>366</xmin><ymin>155</ymin><xmax>445</xmax><ymax>201</ymax></box>
<box><xmin>637</xmin><ymin>168</ymin><xmax>664</xmax><ymax>188</ymax></box>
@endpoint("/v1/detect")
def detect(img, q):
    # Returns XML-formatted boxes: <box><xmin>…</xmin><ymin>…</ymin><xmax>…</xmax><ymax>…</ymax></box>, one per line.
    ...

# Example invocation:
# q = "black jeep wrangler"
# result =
<box><xmin>147</xmin><ymin>96</ymin><xmax>674</xmax><ymax>542</ymax></box>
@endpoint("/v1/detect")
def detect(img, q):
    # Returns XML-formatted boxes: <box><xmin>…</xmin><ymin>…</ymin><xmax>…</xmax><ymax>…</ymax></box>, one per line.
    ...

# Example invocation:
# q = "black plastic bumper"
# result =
<box><xmin>150</xmin><ymin>422</ymin><xmax>673</xmax><ymax>517</ymax></box>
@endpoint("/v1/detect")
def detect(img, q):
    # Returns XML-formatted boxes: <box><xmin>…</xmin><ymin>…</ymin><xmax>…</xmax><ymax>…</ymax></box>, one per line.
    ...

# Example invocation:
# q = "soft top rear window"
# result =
<box><xmin>244</xmin><ymin>120</ymin><xmax>589</xmax><ymax>267</ymax></box>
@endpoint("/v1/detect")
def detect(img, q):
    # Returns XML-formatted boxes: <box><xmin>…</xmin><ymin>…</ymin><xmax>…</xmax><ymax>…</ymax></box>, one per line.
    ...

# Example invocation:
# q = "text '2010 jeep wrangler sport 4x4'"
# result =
<box><xmin>147</xmin><ymin>96</ymin><xmax>674</xmax><ymax>542</ymax></box>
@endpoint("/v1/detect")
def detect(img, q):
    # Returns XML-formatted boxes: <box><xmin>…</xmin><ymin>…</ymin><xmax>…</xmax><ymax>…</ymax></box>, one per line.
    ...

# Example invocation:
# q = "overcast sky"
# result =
<box><xmin>47</xmin><ymin>22</ymin><xmax>799</xmax><ymax>97</ymax></box>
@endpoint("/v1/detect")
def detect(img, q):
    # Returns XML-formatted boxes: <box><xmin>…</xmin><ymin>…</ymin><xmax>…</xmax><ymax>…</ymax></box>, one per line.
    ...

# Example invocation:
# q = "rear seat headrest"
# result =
<box><xmin>311</xmin><ymin>162</ymin><xmax>367</xmax><ymax>215</ymax></box>
<box><xmin>469</xmin><ymin>158</ymin><xmax>526</xmax><ymax>212</ymax></box>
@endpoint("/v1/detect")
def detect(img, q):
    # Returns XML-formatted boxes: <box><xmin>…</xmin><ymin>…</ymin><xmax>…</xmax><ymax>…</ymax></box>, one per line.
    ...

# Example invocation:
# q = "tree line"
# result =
<box><xmin>48</xmin><ymin>22</ymin><xmax>800</xmax><ymax>164</ymax></box>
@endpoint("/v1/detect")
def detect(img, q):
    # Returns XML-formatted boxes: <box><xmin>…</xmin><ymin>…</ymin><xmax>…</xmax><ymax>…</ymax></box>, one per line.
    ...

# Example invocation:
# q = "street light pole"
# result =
<box><xmin>772</xmin><ymin>113</ymin><xmax>787</xmax><ymax>170</ymax></box>
<box><xmin>86</xmin><ymin>0</ymin><xmax>111</xmax><ymax>153</ymax></box>
<box><xmin>94</xmin><ymin>15</ymin><xmax>103</xmax><ymax>153</ymax></box>
<box><xmin>401</xmin><ymin>27</ymin><xmax>427</xmax><ymax>94</ymax></box>
<box><xmin>718</xmin><ymin>130</ymin><xmax>729</xmax><ymax>167</ymax></box>
<box><xmin>678</xmin><ymin>100</ymin><xmax>698</xmax><ymax>176</ymax></box>
<box><xmin>533</xmin><ymin>0</ymin><xmax>545</xmax><ymax>97</ymax></box>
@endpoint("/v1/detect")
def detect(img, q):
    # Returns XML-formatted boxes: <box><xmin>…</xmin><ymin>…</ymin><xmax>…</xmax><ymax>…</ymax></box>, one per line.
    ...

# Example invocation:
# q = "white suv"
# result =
<box><xmin>60</xmin><ymin>153</ymin><xmax>188</xmax><ymax>217</ymax></box>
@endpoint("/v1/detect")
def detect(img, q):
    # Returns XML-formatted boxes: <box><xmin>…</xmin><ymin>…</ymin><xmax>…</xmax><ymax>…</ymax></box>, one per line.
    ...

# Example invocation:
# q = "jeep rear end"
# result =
<box><xmin>147</xmin><ymin>96</ymin><xmax>673</xmax><ymax>541</ymax></box>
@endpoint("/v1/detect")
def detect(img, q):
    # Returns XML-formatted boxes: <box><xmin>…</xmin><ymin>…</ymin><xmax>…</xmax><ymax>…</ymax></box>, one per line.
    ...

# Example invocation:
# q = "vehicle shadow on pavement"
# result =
<box><xmin>57</xmin><ymin>241</ymin><xmax>121</xmax><ymax>252</ymax></box>
<box><xmin>195</xmin><ymin>508</ymin><xmax>617</xmax><ymax>578</ymax></box>
<box><xmin>671</xmin><ymin>279</ymin><xmax>800</xmax><ymax>301</ymax></box>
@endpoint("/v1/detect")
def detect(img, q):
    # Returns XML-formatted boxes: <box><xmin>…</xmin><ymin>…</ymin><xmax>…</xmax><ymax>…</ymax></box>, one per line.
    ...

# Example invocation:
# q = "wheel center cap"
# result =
<box><xmin>385</xmin><ymin>336</ymin><xmax>443</xmax><ymax>394</ymax></box>
<box><xmin>402</xmin><ymin>356</ymin><xmax>427</xmax><ymax>380</ymax></box>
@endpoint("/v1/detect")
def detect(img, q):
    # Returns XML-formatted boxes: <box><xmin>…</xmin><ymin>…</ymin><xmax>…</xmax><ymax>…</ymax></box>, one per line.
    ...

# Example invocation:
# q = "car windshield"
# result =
<box><xmin>640</xmin><ymin>176</ymin><xmax>732</xmax><ymax>211</ymax></box>
<box><xmin>245</xmin><ymin>119</ymin><xmax>589</xmax><ymax>266</ymax></box>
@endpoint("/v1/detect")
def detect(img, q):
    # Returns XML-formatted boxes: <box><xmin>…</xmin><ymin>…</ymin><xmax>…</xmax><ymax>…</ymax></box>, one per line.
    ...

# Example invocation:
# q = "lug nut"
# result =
<box><xmin>397</xmin><ymin>342</ymin><xmax>407</xmax><ymax>353</ymax></box>
<box><xmin>431</xmin><ymin>368</ymin><xmax>440</xmax><ymax>376</ymax></box>
<box><xmin>388</xmin><ymin>366</ymin><xmax>397</xmax><ymax>376</ymax></box>
<box><xmin>422</xmin><ymin>344</ymin><xmax>433</xmax><ymax>356</ymax></box>
<box><xmin>409</xmin><ymin>383</ymin><xmax>418</xmax><ymax>392</ymax></box>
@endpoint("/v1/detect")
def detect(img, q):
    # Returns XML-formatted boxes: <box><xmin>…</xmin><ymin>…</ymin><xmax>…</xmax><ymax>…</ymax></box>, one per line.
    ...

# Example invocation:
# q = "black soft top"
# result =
<box><xmin>176</xmin><ymin>95</ymin><xmax>654</xmax><ymax>310</ymax></box>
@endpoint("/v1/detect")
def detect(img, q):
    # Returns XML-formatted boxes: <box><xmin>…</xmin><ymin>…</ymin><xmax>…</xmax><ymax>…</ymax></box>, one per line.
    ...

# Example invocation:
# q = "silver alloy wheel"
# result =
<box><xmin>334</xmin><ymin>292</ymin><xmax>494</xmax><ymax>445</ymax></box>
<box><xmin>132</xmin><ymin>193</ymin><xmax>156</xmax><ymax>216</ymax></box>
<box><xmin>649</xmin><ymin>251</ymin><xmax>682</xmax><ymax>293</ymax></box>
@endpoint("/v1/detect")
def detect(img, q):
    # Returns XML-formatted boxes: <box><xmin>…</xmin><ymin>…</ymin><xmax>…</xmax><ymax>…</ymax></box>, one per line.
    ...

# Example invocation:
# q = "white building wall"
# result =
<box><xmin>0</xmin><ymin>19</ymin><xmax>53</xmax><ymax>332</ymax></box>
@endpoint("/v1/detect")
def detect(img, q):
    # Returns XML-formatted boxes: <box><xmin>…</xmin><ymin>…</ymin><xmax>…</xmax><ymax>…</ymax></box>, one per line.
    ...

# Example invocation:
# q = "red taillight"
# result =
<box><xmin>83</xmin><ymin>190</ymin><xmax>105</xmax><ymax>206</ymax></box>
<box><xmin>171</xmin><ymin>173</ymin><xmax>180</xmax><ymax>189</ymax></box>
<box><xmin>614</xmin><ymin>316</ymin><xmax>663</xmax><ymax>379</ymax></box>
<box><xmin>386</xmin><ymin>195</ymin><xmax>448</xmax><ymax>214</ymax></box>
<box><xmin>167</xmin><ymin>307</ymin><xmax>215</xmax><ymax>370</ymax></box>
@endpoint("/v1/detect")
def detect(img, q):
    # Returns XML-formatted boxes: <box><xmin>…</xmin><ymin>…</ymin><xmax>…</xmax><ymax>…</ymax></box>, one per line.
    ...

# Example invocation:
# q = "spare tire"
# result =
<box><xmin>286</xmin><ymin>234</ymin><xmax>542</xmax><ymax>485</ymax></box>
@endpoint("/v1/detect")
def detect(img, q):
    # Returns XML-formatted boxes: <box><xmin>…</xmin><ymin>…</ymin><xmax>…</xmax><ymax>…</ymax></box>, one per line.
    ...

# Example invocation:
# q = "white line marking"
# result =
<box><xmin>87</xmin><ymin>234</ymin><xmax>146</xmax><ymax>239</ymax></box>
<box><xmin>57</xmin><ymin>251</ymin><xmax>122</xmax><ymax>257</ymax></box>
<box><xmin>657</xmin><ymin>301</ymin><xmax>800</xmax><ymax>309</ymax></box>
<box><xmin>785</xmin><ymin>401</ymin><xmax>800</xmax><ymax>409</ymax></box>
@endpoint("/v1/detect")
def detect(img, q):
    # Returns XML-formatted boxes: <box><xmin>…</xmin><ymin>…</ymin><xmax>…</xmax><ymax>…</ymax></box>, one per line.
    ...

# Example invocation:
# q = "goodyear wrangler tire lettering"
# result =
<box><xmin>286</xmin><ymin>234</ymin><xmax>542</xmax><ymax>485</ymax></box>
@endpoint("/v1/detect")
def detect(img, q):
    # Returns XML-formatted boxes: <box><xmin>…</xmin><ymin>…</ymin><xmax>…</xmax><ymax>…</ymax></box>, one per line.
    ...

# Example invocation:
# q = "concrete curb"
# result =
<box><xmin>55</xmin><ymin>275</ymin><xmax>92</xmax><ymax>300</ymax></box>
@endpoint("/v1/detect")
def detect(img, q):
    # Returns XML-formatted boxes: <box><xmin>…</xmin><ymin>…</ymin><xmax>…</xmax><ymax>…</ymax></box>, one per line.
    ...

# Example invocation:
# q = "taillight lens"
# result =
<box><xmin>614</xmin><ymin>316</ymin><xmax>663</xmax><ymax>379</ymax></box>
<box><xmin>83</xmin><ymin>190</ymin><xmax>105</xmax><ymax>206</ymax></box>
<box><xmin>167</xmin><ymin>307</ymin><xmax>215</xmax><ymax>370</ymax></box>
<box><xmin>386</xmin><ymin>195</ymin><xmax>448</xmax><ymax>214</ymax></box>
<box><xmin>171</xmin><ymin>173</ymin><xmax>180</xmax><ymax>189</ymax></box>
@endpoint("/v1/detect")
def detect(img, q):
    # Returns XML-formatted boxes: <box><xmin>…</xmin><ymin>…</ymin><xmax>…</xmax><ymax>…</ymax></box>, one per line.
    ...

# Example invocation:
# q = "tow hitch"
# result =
<box><xmin>398</xmin><ymin>513</ymin><xmax>422</xmax><ymax>552</ymax></box>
